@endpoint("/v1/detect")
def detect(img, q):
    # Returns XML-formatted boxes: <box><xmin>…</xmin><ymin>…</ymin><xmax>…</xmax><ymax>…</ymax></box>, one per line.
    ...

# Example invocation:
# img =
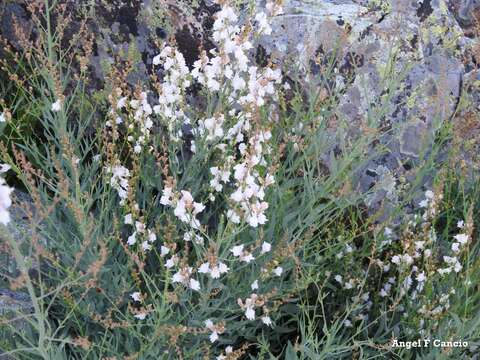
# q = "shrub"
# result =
<box><xmin>0</xmin><ymin>1</ymin><xmax>479</xmax><ymax>359</ymax></box>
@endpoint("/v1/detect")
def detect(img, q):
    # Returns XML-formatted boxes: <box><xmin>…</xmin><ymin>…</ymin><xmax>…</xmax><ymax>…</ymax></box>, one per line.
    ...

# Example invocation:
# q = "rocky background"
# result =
<box><xmin>0</xmin><ymin>0</ymin><xmax>479</xmax><ymax>338</ymax></box>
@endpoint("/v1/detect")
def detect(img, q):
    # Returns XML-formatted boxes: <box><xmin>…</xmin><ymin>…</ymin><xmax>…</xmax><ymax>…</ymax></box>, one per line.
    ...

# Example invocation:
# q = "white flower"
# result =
<box><xmin>174</xmin><ymin>202</ymin><xmax>187</xmax><ymax>220</ymax></box>
<box><xmin>124</xmin><ymin>213</ymin><xmax>133</xmax><ymax>225</ymax></box>
<box><xmin>416</xmin><ymin>272</ymin><xmax>426</xmax><ymax>282</ymax></box>
<box><xmin>198</xmin><ymin>262</ymin><xmax>210</xmax><ymax>274</ymax></box>
<box><xmin>334</xmin><ymin>275</ymin><xmax>343</xmax><ymax>284</ymax></box>
<box><xmin>198</xmin><ymin>262</ymin><xmax>230</xmax><ymax>279</ymax></box>
<box><xmin>419</xmin><ymin>199</ymin><xmax>429</xmax><ymax>208</ymax></box>
<box><xmin>443</xmin><ymin>256</ymin><xmax>457</xmax><ymax>264</ymax></box>
<box><xmin>147</xmin><ymin>230</ymin><xmax>156</xmax><ymax>242</ymax></box>
<box><xmin>135</xmin><ymin>221</ymin><xmax>146</xmax><ymax>233</ymax></box>
<box><xmin>160</xmin><ymin>186</ymin><xmax>173</xmax><ymax>206</ymax></box>
<box><xmin>153</xmin><ymin>54</ymin><xmax>162</xmax><ymax>65</ymax></box>
<box><xmin>240</xmin><ymin>253</ymin><xmax>255</xmax><ymax>263</ymax></box>
<box><xmin>451</xmin><ymin>242</ymin><xmax>460</xmax><ymax>253</ymax></box>
<box><xmin>391</xmin><ymin>255</ymin><xmax>401</xmax><ymax>265</ymax></box>
<box><xmin>273</xmin><ymin>266</ymin><xmax>283</xmax><ymax>276</ymax></box>
<box><xmin>127</xmin><ymin>232</ymin><xmax>137</xmax><ymax>246</ymax></box>
<box><xmin>51</xmin><ymin>99</ymin><xmax>62</xmax><ymax>112</ymax></box>
<box><xmin>189</xmin><ymin>278</ymin><xmax>201</xmax><ymax>291</ymax></box>
<box><xmin>402</xmin><ymin>254</ymin><xmax>413</xmax><ymax>265</ymax></box>
<box><xmin>415</xmin><ymin>241</ymin><xmax>425</xmax><ymax>250</ymax></box>
<box><xmin>457</xmin><ymin>220</ymin><xmax>465</xmax><ymax>229</ymax></box>
<box><xmin>117</xmin><ymin>96</ymin><xmax>127</xmax><ymax>109</ymax></box>
<box><xmin>172</xmin><ymin>272</ymin><xmax>184</xmax><ymax>283</ymax></box>
<box><xmin>165</xmin><ymin>257</ymin><xmax>176</xmax><ymax>268</ymax></box>
<box><xmin>0</xmin><ymin>112</ymin><xmax>5</xmax><ymax>122</ymax></box>
<box><xmin>231</xmin><ymin>244</ymin><xmax>244</xmax><ymax>257</ymax></box>
<box><xmin>107</xmin><ymin>165</ymin><xmax>130</xmax><ymax>200</ymax></box>
<box><xmin>227</xmin><ymin>209</ymin><xmax>240</xmax><ymax>223</ymax></box>
<box><xmin>204</xmin><ymin>319</ymin><xmax>213</xmax><ymax>328</ymax></box>
<box><xmin>425</xmin><ymin>190</ymin><xmax>434</xmax><ymax>199</ymax></box>
<box><xmin>205</xmin><ymin>319</ymin><xmax>220</xmax><ymax>343</ymax></box>
<box><xmin>209</xmin><ymin>330</ymin><xmax>219</xmax><ymax>343</ymax></box>
<box><xmin>261</xmin><ymin>241</ymin><xmax>271</xmax><ymax>254</ymax></box>
<box><xmin>142</xmin><ymin>241</ymin><xmax>152</xmax><ymax>251</ymax></box>
<box><xmin>0</xmin><ymin>164</ymin><xmax>11</xmax><ymax>173</ymax></box>
<box><xmin>232</xmin><ymin>74</ymin><xmax>246</xmax><ymax>90</ymax></box>
<box><xmin>230</xmin><ymin>188</ymin><xmax>243</xmax><ymax>202</ymax></box>
<box><xmin>454</xmin><ymin>261</ymin><xmax>462</xmax><ymax>273</ymax></box>
<box><xmin>438</xmin><ymin>267</ymin><xmax>452</xmax><ymax>275</ymax></box>
<box><xmin>134</xmin><ymin>312</ymin><xmax>148</xmax><ymax>320</ymax></box>
<box><xmin>251</xmin><ymin>280</ymin><xmax>259</xmax><ymax>290</ymax></box>
<box><xmin>454</xmin><ymin>233</ymin><xmax>469</xmax><ymax>245</ymax></box>
<box><xmin>160</xmin><ymin>246</ymin><xmax>170</xmax><ymax>257</ymax></box>
<box><xmin>218</xmin><ymin>262</ymin><xmax>229</xmax><ymax>274</ymax></box>
<box><xmin>130</xmin><ymin>292</ymin><xmax>142</xmax><ymax>302</ymax></box>
<box><xmin>245</xmin><ymin>307</ymin><xmax>255</xmax><ymax>320</ymax></box>
<box><xmin>261</xmin><ymin>316</ymin><xmax>272</xmax><ymax>326</ymax></box>
<box><xmin>172</xmin><ymin>191</ymin><xmax>204</xmax><ymax>228</ymax></box>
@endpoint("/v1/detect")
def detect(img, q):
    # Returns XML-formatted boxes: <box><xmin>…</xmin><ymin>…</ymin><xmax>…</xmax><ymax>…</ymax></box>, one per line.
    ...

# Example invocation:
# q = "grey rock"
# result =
<box><xmin>257</xmin><ymin>0</ymin><xmax>374</xmax><ymax>72</ymax></box>
<box><xmin>457</xmin><ymin>0</ymin><xmax>480</xmax><ymax>26</ymax></box>
<box><xmin>0</xmin><ymin>3</ymin><xmax>36</xmax><ymax>52</ymax></box>
<box><xmin>0</xmin><ymin>289</ymin><xmax>32</xmax><ymax>316</ymax></box>
<box><xmin>255</xmin><ymin>0</ymin><xmax>472</xmax><ymax>217</ymax></box>
<box><xmin>0</xmin><ymin>288</ymin><xmax>33</xmax><ymax>335</ymax></box>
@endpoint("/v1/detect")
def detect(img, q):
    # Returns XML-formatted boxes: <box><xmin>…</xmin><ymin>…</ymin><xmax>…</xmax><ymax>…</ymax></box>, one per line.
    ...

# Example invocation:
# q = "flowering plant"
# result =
<box><xmin>0</xmin><ymin>0</ymin><xmax>478</xmax><ymax>359</ymax></box>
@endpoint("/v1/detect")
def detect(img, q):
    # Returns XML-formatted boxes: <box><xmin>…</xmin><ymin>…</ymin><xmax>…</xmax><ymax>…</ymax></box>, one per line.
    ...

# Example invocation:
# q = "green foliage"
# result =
<box><xmin>0</xmin><ymin>1</ymin><xmax>479</xmax><ymax>360</ymax></box>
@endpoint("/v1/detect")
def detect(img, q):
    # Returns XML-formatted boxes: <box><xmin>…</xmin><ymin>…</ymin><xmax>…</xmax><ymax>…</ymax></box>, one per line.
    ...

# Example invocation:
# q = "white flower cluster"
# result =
<box><xmin>125</xmin><ymin>215</ymin><xmax>157</xmax><ymax>251</ymax></box>
<box><xmin>210</xmin><ymin>165</ymin><xmax>231</xmax><ymax>192</ymax></box>
<box><xmin>204</xmin><ymin>319</ymin><xmax>225</xmax><ymax>343</ymax></box>
<box><xmin>379</xmin><ymin>189</ymin><xmax>471</xmax><ymax>307</ymax></box>
<box><xmin>198</xmin><ymin>115</ymin><xmax>225</xmax><ymax>142</ymax></box>
<box><xmin>227</xmin><ymin>131</ymin><xmax>275</xmax><ymax>228</ymax></box>
<box><xmin>150</xmin><ymin>3</ymin><xmax>281</xmax><ymax>230</ymax></box>
<box><xmin>418</xmin><ymin>289</ymin><xmax>456</xmax><ymax>318</ymax></box>
<box><xmin>438</xmin><ymin>221</ymin><xmax>470</xmax><ymax>275</ymax></box>
<box><xmin>111</xmin><ymin>3</ymin><xmax>284</xmax><ymax>337</ymax></box>
<box><xmin>106</xmin><ymin>165</ymin><xmax>130</xmax><ymax>204</ymax></box>
<box><xmin>160</xmin><ymin>188</ymin><xmax>205</xmax><ymax>229</ymax></box>
<box><xmin>172</xmin><ymin>266</ymin><xmax>201</xmax><ymax>291</ymax></box>
<box><xmin>198</xmin><ymin>261</ymin><xmax>229</xmax><ymax>279</ymax></box>
<box><xmin>114</xmin><ymin>91</ymin><xmax>154</xmax><ymax>154</ymax></box>
<box><xmin>152</xmin><ymin>46</ymin><xmax>191</xmax><ymax>141</ymax></box>
<box><xmin>419</xmin><ymin>189</ymin><xmax>439</xmax><ymax>220</ymax></box>
<box><xmin>237</xmin><ymin>292</ymin><xmax>273</xmax><ymax>326</ymax></box>
<box><xmin>238</xmin><ymin>293</ymin><xmax>259</xmax><ymax>320</ymax></box>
